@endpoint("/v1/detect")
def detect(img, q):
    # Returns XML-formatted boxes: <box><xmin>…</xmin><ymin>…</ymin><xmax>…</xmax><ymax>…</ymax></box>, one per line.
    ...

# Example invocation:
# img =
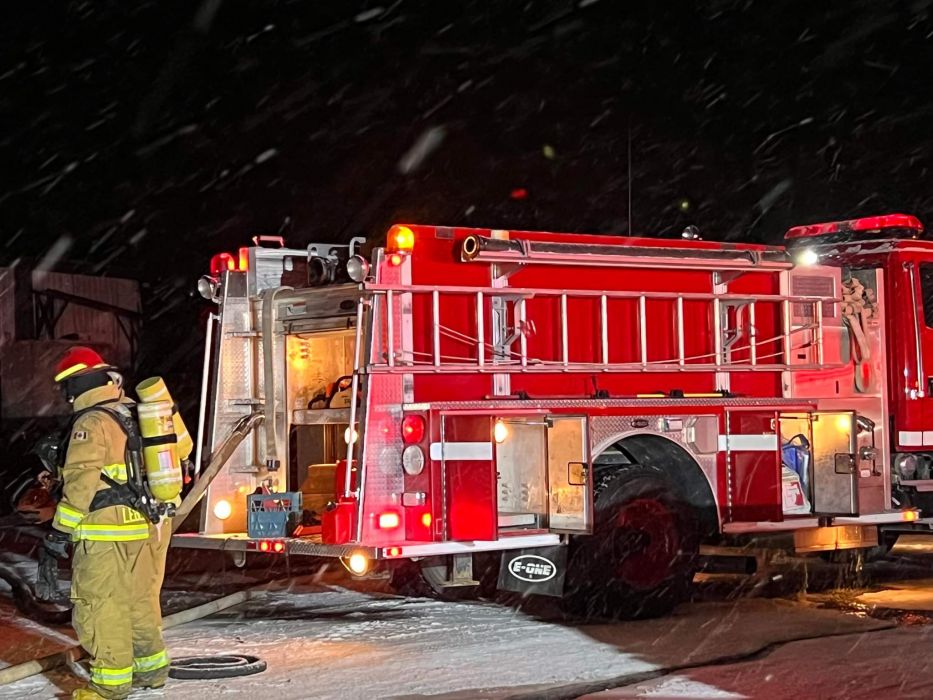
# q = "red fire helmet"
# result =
<box><xmin>53</xmin><ymin>346</ymin><xmax>112</xmax><ymax>383</ymax></box>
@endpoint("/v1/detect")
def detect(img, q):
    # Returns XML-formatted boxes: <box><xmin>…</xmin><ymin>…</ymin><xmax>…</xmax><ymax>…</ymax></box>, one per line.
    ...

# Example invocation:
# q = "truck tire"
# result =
<box><xmin>564</xmin><ymin>464</ymin><xmax>699</xmax><ymax>620</ymax></box>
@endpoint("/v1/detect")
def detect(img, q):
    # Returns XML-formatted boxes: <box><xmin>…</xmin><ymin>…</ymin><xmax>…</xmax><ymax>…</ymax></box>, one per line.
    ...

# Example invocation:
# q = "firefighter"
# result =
<box><xmin>46</xmin><ymin>347</ymin><xmax>171</xmax><ymax>700</ymax></box>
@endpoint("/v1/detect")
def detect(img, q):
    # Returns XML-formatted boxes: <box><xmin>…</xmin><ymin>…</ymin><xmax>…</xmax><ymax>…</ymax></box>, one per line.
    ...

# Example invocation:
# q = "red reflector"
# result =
<box><xmin>385</xmin><ymin>546</ymin><xmax>402</xmax><ymax>557</ymax></box>
<box><xmin>401</xmin><ymin>415</ymin><xmax>425</xmax><ymax>444</ymax></box>
<box><xmin>272</xmin><ymin>541</ymin><xmax>285</xmax><ymax>553</ymax></box>
<box><xmin>785</xmin><ymin>213</ymin><xmax>923</xmax><ymax>240</ymax></box>
<box><xmin>378</xmin><ymin>512</ymin><xmax>400</xmax><ymax>529</ymax></box>
<box><xmin>209</xmin><ymin>252</ymin><xmax>236</xmax><ymax>276</ymax></box>
<box><xmin>421</xmin><ymin>512</ymin><xmax>432</xmax><ymax>528</ymax></box>
<box><xmin>259</xmin><ymin>540</ymin><xmax>270</xmax><ymax>552</ymax></box>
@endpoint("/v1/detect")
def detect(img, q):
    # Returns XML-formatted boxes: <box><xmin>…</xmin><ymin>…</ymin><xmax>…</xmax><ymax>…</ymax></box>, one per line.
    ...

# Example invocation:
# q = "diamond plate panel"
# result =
<box><xmin>358</xmin><ymin>374</ymin><xmax>405</xmax><ymax>542</ymax></box>
<box><xmin>203</xmin><ymin>292</ymin><xmax>260</xmax><ymax>535</ymax></box>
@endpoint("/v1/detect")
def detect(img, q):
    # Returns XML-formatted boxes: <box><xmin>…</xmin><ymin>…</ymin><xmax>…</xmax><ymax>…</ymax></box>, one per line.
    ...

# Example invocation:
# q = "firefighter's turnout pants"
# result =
<box><xmin>52</xmin><ymin>386</ymin><xmax>171</xmax><ymax>699</ymax></box>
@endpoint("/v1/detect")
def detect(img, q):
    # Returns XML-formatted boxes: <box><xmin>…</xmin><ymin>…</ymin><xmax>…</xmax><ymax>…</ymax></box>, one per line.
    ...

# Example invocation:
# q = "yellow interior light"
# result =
<box><xmin>213</xmin><ymin>499</ymin><xmax>232</xmax><ymax>520</ymax></box>
<box><xmin>494</xmin><ymin>420</ymin><xmax>509</xmax><ymax>444</ymax></box>
<box><xmin>387</xmin><ymin>225</ymin><xmax>415</xmax><ymax>254</ymax></box>
<box><xmin>835</xmin><ymin>415</ymin><xmax>852</xmax><ymax>433</ymax></box>
<box><xmin>347</xmin><ymin>552</ymin><xmax>369</xmax><ymax>575</ymax></box>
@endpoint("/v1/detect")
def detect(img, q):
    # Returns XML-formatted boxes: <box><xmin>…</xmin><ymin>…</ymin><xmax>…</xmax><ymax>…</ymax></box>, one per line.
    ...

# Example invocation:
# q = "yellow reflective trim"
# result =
<box><xmin>74</xmin><ymin>522</ymin><xmax>148</xmax><ymax>531</ymax></box>
<box><xmin>134</xmin><ymin>649</ymin><xmax>169</xmax><ymax>672</ymax></box>
<box><xmin>54</xmin><ymin>363</ymin><xmax>88</xmax><ymax>382</ymax></box>
<box><xmin>102</xmin><ymin>463</ymin><xmax>128</xmax><ymax>481</ymax></box>
<box><xmin>53</xmin><ymin>504</ymin><xmax>84</xmax><ymax>530</ymax></box>
<box><xmin>57</xmin><ymin>503</ymin><xmax>84</xmax><ymax>518</ymax></box>
<box><xmin>91</xmin><ymin>665</ymin><xmax>133</xmax><ymax>685</ymax></box>
<box><xmin>73</xmin><ymin>522</ymin><xmax>149</xmax><ymax>542</ymax></box>
<box><xmin>53</xmin><ymin>515</ymin><xmax>79</xmax><ymax>530</ymax></box>
<box><xmin>78</xmin><ymin>531</ymin><xmax>150</xmax><ymax>542</ymax></box>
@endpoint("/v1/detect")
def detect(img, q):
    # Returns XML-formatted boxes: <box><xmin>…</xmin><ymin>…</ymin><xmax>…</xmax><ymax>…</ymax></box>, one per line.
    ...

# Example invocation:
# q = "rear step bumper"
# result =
<box><xmin>723</xmin><ymin>510</ymin><xmax>919</xmax><ymax>534</ymax></box>
<box><xmin>172</xmin><ymin>531</ymin><xmax>561</xmax><ymax>560</ymax></box>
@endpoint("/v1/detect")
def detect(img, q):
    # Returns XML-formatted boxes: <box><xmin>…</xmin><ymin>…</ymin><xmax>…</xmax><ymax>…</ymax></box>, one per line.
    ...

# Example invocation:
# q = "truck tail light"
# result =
<box><xmin>209</xmin><ymin>252</ymin><xmax>236</xmax><ymax>276</ymax></box>
<box><xmin>378</xmin><ymin>512</ymin><xmax>400</xmax><ymax>529</ymax></box>
<box><xmin>401</xmin><ymin>415</ymin><xmax>425</xmax><ymax>444</ymax></box>
<box><xmin>384</xmin><ymin>546</ymin><xmax>403</xmax><ymax>557</ymax></box>
<box><xmin>402</xmin><ymin>445</ymin><xmax>425</xmax><ymax>475</ymax></box>
<box><xmin>421</xmin><ymin>512</ymin><xmax>432</xmax><ymax>528</ymax></box>
<box><xmin>209</xmin><ymin>250</ymin><xmax>249</xmax><ymax>275</ymax></box>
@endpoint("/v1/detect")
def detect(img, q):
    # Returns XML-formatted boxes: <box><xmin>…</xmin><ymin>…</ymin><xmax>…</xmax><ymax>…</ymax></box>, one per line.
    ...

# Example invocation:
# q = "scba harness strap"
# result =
<box><xmin>64</xmin><ymin>402</ymin><xmax>167</xmax><ymax>524</ymax></box>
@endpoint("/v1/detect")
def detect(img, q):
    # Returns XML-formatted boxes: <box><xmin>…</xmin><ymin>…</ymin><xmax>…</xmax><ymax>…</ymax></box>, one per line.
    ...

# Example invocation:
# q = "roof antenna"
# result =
<box><xmin>627</xmin><ymin>121</ymin><xmax>633</xmax><ymax>237</ymax></box>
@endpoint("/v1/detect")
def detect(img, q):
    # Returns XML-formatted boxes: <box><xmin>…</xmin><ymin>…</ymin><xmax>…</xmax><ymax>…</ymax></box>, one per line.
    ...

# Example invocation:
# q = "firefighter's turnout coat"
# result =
<box><xmin>51</xmin><ymin>384</ymin><xmax>171</xmax><ymax>699</ymax></box>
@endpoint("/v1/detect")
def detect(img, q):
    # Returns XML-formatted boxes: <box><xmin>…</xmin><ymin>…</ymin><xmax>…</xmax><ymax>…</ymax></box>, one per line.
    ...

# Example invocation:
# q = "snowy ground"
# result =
<box><xmin>6</xmin><ymin>536</ymin><xmax>933</xmax><ymax>699</ymax></box>
<box><xmin>583</xmin><ymin>626</ymin><xmax>933</xmax><ymax>699</ymax></box>
<box><xmin>0</xmin><ymin>577</ymin><xmax>894</xmax><ymax>700</ymax></box>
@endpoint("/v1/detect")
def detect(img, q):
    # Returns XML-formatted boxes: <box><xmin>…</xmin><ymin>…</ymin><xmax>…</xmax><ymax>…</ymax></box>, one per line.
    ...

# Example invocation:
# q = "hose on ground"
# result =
<box><xmin>169</xmin><ymin>654</ymin><xmax>266</xmax><ymax>680</ymax></box>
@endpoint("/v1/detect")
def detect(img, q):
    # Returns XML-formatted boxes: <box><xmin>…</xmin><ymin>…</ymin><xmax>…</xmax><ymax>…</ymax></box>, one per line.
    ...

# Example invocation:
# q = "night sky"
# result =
<box><xmin>3</xmin><ymin>0</ymin><xmax>933</xmax><ymax>386</ymax></box>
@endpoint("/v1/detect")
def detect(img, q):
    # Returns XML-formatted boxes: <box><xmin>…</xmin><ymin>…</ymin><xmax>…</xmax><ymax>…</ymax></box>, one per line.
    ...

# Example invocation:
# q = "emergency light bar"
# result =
<box><xmin>784</xmin><ymin>213</ymin><xmax>923</xmax><ymax>241</ymax></box>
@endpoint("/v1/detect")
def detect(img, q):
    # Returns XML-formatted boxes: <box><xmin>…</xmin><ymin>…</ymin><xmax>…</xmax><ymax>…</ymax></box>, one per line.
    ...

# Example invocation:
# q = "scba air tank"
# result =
<box><xmin>135</xmin><ymin>377</ymin><xmax>193</xmax><ymax>459</ymax></box>
<box><xmin>135</xmin><ymin>377</ymin><xmax>189</xmax><ymax>502</ymax></box>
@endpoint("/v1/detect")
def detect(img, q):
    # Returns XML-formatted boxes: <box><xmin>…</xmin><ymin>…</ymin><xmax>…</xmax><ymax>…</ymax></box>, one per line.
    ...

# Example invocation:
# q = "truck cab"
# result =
<box><xmin>785</xmin><ymin>214</ymin><xmax>933</xmax><ymax>513</ymax></box>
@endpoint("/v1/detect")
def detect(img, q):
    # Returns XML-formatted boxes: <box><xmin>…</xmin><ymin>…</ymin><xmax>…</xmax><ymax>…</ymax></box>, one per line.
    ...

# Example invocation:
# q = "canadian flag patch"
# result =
<box><xmin>72</xmin><ymin>430</ymin><xmax>88</xmax><ymax>442</ymax></box>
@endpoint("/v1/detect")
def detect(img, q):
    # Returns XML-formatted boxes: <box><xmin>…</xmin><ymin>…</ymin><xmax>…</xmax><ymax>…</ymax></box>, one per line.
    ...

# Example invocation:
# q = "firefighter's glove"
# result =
<box><xmin>44</xmin><ymin>530</ymin><xmax>71</xmax><ymax>560</ymax></box>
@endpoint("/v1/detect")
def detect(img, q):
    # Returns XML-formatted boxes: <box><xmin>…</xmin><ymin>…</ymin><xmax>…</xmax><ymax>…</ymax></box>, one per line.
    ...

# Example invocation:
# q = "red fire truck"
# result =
<box><xmin>173</xmin><ymin>214</ymin><xmax>927</xmax><ymax>617</ymax></box>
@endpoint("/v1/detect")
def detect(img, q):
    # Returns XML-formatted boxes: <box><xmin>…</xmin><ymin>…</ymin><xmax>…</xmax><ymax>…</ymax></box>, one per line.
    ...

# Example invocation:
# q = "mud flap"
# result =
<box><xmin>497</xmin><ymin>545</ymin><xmax>567</xmax><ymax>597</ymax></box>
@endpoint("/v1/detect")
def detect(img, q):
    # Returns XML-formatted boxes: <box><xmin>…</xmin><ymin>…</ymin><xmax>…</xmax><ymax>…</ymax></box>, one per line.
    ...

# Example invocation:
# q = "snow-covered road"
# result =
<box><xmin>0</xmin><ymin>576</ymin><xmax>894</xmax><ymax>700</ymax></box>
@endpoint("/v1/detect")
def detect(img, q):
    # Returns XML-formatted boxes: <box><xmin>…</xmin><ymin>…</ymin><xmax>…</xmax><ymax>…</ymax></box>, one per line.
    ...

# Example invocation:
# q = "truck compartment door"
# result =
<box><xmin>547</xmin><ymin>416</ymin><xmax>592</xmax><ymax>533</ymax></box>
<box><xmin>440</xmin><ymin>415</ymin><xmax>498</xmax><ymax>541</ymax></box>
<box><xmin>811</xmin><ymin>411</ymin><xmax>858</xmax><ymax>516</ymax></box>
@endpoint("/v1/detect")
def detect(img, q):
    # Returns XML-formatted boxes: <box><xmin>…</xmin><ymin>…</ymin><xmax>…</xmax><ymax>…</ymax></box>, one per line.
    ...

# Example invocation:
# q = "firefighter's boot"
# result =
<box><xmin>71</xmin><ymin>687</ymin><xmax>109</xmax><ymax>700</ymax></box>
<box><xmin>130</xmin><ymin>520</ymin><xmax>172</xmax><ymax>688</ymax></box>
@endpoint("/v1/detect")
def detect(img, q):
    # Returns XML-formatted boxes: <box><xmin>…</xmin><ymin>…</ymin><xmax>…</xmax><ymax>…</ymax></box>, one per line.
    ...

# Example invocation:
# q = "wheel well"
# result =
<box><xmin>595</xmin><ymin>433</ymin><xmax>719</xmax><ymax>539</ymax></box>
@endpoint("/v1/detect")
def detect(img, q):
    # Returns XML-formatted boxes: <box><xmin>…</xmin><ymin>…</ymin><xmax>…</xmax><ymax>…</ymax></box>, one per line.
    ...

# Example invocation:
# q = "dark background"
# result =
<box><xmin>2</xmin><ymin>0</ymin><xmax>933</xmax><ymax>395</ymax></box>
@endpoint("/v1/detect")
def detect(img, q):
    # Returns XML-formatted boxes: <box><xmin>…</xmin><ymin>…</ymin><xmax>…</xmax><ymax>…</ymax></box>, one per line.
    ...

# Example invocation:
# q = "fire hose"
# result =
<box><xmin>841</xmin><ymin>277</ymin><xmax>878</xmax><ymax>393</ymax></box>
<box><xmin>172</xmin><ymin>411</ymin><xmax>264</xmax><ymax>532</ymax></box>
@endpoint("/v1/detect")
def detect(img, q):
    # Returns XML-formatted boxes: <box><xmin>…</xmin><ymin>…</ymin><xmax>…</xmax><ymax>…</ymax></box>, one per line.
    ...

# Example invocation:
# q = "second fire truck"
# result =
<box><xmin>173</xmin><ymin>213</ymin><xmax>929</xmax><ymax>617</ymax></box>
